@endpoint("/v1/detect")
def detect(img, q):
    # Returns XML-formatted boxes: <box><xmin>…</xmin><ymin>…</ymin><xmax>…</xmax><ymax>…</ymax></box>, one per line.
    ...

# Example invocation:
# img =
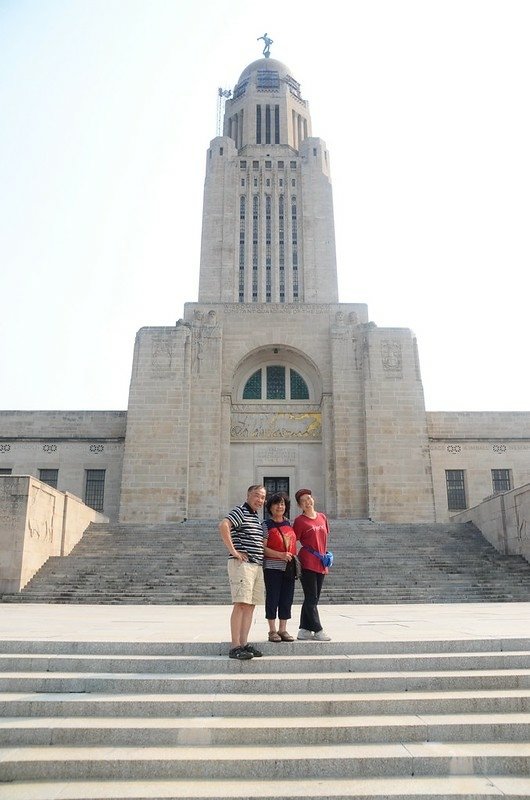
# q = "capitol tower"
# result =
<box><xmin>118</xmin><ymin>43</ymin><xmax>436</xmax><ymax>524</ymax></box>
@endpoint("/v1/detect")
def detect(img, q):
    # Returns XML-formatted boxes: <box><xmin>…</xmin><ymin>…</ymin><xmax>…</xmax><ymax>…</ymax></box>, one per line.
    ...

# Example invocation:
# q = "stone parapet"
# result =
<box><xmin>451</xmin><ymin>483</ymin><xmax>530</xmax><ymax>563</ymax></box>
<box><xmin>0</xmin><ymin>475</ymin><xmax>107</xmax><ymax>593</ymax></box>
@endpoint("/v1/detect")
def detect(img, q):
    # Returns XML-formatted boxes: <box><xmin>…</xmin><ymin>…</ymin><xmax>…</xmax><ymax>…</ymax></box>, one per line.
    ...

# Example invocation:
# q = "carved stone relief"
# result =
<box><xmin>231</xmin><ymin>412</ymin><xmax>321</xmax><ymax>441</ymax></box>
<box><xmin>381</xmin><ymin>339</ymin><xmax>403</xmax><ymax>373</ymax></box>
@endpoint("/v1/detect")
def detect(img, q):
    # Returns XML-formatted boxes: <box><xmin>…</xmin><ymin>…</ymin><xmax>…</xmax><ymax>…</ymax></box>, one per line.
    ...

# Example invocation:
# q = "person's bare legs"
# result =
<box><xmin>230</xmin><ymin>602</ymin><xmax>255</xmax><ymax>647</ymax></box>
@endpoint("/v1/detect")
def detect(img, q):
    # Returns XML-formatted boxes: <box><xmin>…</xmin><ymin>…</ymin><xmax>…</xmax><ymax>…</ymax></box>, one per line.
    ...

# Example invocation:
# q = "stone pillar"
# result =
<box><xmin>361</xmin><ymin>326</ymin><xmax>435</xmax><ymax>522</ymax></box>
<box><xmin>119</xmin><ymin>324</ymin><xmax>191</xmax><ymax>523</ymax></box>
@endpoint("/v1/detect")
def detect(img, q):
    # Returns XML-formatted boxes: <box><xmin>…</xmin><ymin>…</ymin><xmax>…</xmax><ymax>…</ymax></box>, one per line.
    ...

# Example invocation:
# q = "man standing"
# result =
<box><xmin>219</xmin><ymin>484</ymin><xmax>267</xmax><ymax>660</ymax></box>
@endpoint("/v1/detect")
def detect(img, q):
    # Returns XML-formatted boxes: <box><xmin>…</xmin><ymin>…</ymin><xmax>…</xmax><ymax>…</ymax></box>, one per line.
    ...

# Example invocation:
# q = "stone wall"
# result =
<box><xmin>0</xmin><ymin>475</ymin><xmax>107</xmax><ymax>593</ymax></box>
<box><xmin>428</xmin><ymin>411</ymin><xmax>530</xmax><ymax>521</ymax></box>
<box><xmin>0</xmin><ymin>411</ymin><xmax>125</xmax><ymax>521</ymax></box>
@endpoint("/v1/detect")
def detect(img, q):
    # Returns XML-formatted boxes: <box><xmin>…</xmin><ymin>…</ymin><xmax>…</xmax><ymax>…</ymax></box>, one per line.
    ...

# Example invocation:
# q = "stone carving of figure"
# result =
<box><xmin>257</xmin><ymin>33</ymin><xmax>273</xmax><ymax>58</ymax></box>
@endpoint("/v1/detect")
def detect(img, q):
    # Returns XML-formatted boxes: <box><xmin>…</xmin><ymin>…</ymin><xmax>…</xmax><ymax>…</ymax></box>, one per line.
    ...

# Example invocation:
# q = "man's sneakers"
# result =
<box><xmin>228</xmin><ymin>646</ymin><xmax>252</xmax><ymax>660</ymax></box>
<box><xmin>228</xmin><ymin>644</ymin><xmax>263</xmax><ymax>660</ymax></box>
<box><xmin>297</xmin><ymin>628</ymin><xmax>332</xmax><ymax>641</ymax></box>
<box><xmin>243</xmin><ymin>644</ymin><xmax>263</xmax><ymax>657</ymax></box>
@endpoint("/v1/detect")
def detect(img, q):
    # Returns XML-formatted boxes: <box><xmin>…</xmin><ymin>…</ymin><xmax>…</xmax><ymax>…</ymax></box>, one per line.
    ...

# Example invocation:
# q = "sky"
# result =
<box><xmin>0</xmin><ymin>0</ymin><xmax>528</xmax><ymax>413</ymax></box>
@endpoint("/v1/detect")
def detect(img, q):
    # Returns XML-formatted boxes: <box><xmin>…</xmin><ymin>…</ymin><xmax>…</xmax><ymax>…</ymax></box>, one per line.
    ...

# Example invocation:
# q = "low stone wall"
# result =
<box><xmin>0</xmin><ymin>475</ymin><xmax>107</xmax><ymax>593</ymax></box>
<box><xmin>452</xmin><ymin>483</ymin><xmax>530</xmax><ymax>563</ymax></box>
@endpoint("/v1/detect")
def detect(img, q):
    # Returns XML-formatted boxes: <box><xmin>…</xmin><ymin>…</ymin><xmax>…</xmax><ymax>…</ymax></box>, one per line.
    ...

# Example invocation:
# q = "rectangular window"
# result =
<box><xmin>256</xmin><ymin>106</ymin><xmax>261</xmax><ymax>144</ymax></box>
<box><xmin>266</xmin><ymin>366</ymin><xmax>286</xmax><ymax>400</ymax></box>
<box><xmin>39</xmin><ymin>468</ymin><xmax>58</xmax><ymax>489</ymax></box>
<box><xmin>265</xmin><ymin>160</ymin><xmax>272</xmax><ymax>169</ymax></box>
<box><xmin>252</xmin><ymin>160</ymin><xmax>259</xmax><ymax>170</ymax></box>
<box><xmin>290</xmin><ymin>160</ymin><xmax>297</xmax><ymax>169</ymax></box>
<box><xmin>240</xmin><ymin>160</ymin><xmax>247</xmax><ymax>169</ymax></box>
<box><xmin>0</xmin><ymin>468</ymin><xmax>12</xmax><ymax>475</ymax></box>
<box><xmin>492</xmin><ymin>469</ymin><xmax>511</xmax><ymax>493</ymax></box>
<box><xmin>278</xmin><ymin>160</ymin><xmax>284</xmax><ymax>169</ymax></box>
<box><xmin>446</xmin><ymin>469</ymin><xmax>466</xmax><ymax>511</ymax></box>
<box><xmin>85</xmin><ymin>469</ymin><xmax>106</xmax><ymax>512</ymax></box>
<box><xmin>274</xmin><ymin>105</ymin><xmax>280</xmax><ymax>144</ymax></box>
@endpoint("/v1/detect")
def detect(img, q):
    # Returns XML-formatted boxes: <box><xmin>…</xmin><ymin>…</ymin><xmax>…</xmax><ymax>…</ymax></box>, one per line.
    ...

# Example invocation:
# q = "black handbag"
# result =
<box><xmin>280</xmin><ymin>532</ymin><xmax>302</xmax><ymax>579</ymax></box>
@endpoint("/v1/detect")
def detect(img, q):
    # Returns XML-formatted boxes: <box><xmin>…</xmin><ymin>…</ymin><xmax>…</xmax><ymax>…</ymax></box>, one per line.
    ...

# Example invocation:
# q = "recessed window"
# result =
<box><xmin>0</xmin><ymin>468</ymin><xmax>12</xmax><ymax>475</ymax></box>
<box><xmin>39</xmin><ymin>468</ymin><xmax>58</xmax><ymax>489</ymax></box>
<box><xmin>290</xmin><ymin>160</ymin><xmax>296</xmax><ymax>169</ymax></box>
<box><xmin>492</xmin><ymin>469</ymin><xmax>511</xmax><ymax>493</ymax></box>
<box><xmin>257</xmin><ymin>70</ymin><xmax>279</xmax><ymax>89</ymax></box>
<box><xmin>265</xmin><ymin>160</ymin><xmax>272</xmax><ymax>169</ymax></box>
<box><xmin>85</xmin><ymin>469</ymin><xmax>105</xmax><ymax>512</ymax></box>
<box><xmin>253</xmin><ymin>160</ymin><xmax>259</xmax><ymax>170</ymax></box>
<box><xmin>278</xmin><ymin>161</ymin><xmax>284</xmax><ymax>169</ymax></box>
<box><xmin>242</xmin><ymin>367</ymin><xmax>309</xmax><ymax>401</ymax></box>
<box><xmin>240</xmin><ymin>160</ymin><xmax>247</xmax><ymax>169</ymax></box>
<box><xmin>446</xmin><ymin>469</ymin><xmax>466</xmax><ymax>511</ymax></box>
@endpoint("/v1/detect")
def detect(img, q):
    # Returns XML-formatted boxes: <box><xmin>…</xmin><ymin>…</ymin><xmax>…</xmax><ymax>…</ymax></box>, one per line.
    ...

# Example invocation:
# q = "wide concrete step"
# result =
<box><xmin>2</xmin><ymin>741</ymin><xmax>530</xmax><ymax>782</ymax></box>
<box><xmin>2</xmin><ymin>668</ymin><xmax>530</xmax><ymax>694</ymax></box>
<box><xmin>1</xmin><ymin>775</ymin><xmax>530</xmax><ymax>800</ymax></box>
<box><xmin>2</xmin><ymin>712</ymin><xmax>530</xmax><ymax>747</ymax></box>
<box><xmin>3</xmin><ymin>688</ymin><xmax>530</xmax><ymax>717</ymax></box>
<box><xmin>2</xmin><ymin>649</ymin><xmax>530</xmax><ymax>673</ymax></box>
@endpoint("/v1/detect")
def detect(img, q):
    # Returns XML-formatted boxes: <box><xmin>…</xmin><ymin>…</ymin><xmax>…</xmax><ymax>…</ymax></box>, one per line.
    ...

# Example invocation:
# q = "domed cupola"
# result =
<box><xmin>223</xmin><ymin>54</ymin><xmax>310</xmax><ymax>150</ymax></box>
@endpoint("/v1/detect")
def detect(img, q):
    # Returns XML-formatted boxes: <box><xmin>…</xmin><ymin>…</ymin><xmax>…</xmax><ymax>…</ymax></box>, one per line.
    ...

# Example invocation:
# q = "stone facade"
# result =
<box><xmin>1</xmin><ymin>54</ymin><xmax>529</xmax><ymax>525</ymax></box>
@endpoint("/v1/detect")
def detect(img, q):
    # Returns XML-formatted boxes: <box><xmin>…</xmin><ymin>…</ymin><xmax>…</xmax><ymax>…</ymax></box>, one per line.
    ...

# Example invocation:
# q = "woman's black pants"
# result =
<box><xmin>299</xmin><ymin>568</ymin><xmax>325</xmax><ymax>632</ymax></box>
<box><xmin>264</xmin><ymin>568</ymin><xmax>295</xmax><ymax>620</ymax></box>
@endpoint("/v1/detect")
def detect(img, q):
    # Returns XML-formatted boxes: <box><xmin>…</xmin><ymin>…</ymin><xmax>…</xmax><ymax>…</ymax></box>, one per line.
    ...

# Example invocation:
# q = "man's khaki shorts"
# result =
<box><xmin>227</xmin><ymin>559</ymin><xmax>264</xmax><ymax>605</ymax></box>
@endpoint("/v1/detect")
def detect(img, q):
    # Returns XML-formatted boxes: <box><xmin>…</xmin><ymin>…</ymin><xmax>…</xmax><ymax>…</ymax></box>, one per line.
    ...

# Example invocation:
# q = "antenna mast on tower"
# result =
<box><xmin>216</xmin><ymin>88</ymin><xmax>231</xmax><ymax>136</ymax></box>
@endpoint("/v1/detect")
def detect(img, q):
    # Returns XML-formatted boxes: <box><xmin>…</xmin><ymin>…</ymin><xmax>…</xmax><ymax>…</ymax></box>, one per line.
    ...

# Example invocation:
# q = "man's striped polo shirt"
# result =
<box><xmin>225</xmin><ymin>502</ymin><xmax>264</xmax><ymax>565</ymax></box>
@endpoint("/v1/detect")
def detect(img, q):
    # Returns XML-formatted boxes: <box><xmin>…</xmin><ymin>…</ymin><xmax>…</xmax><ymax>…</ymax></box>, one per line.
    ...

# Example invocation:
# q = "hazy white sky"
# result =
<box><xmin>1</xmin><ymin>0</ymin><xmax>528</xmax><ymax>412</ymax></box>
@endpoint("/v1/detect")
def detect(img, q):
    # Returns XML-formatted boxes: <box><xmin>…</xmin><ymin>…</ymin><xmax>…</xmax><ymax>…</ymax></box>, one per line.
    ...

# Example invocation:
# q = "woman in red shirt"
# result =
<box><xmin>262</xmin><ymin>492</ymin><xmax>297</xmax><ymax>642</ymax></box>
<box><xmin>293</xmin><ymin>488</ymin><xmax>331</xmax><ymax>641</ymax></box>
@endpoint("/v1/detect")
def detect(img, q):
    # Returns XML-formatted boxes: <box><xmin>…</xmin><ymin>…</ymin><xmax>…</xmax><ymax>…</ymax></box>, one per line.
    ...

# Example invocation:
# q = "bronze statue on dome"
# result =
<box><xmin>257</xmin><ymin>33</ymin><xmax>273</xmax><ymax>58</ymax></box>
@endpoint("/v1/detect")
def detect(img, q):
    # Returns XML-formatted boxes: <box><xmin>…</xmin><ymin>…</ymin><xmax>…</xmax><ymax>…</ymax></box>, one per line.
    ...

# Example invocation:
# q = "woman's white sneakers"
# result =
<box><xmin>297</xmin><ymin>628</ymin><xmax>331</xmax><ymax>641</ymax></box>
<box><xmin>297</xmin><ymin>628</ymin><xmax>313</xmax><ymax>640</ymax></box>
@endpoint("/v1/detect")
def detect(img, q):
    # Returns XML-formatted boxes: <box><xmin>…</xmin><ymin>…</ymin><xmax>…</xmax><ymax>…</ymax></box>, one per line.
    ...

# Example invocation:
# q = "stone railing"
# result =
<box><xmin>0</xmin><ymin>475</ymin><xmax>108</xmax><ymax>593</ymax></box>
<box><xmin>451</xmin><ymin>483</ymin><xmax>530</xmax><ymax>564</ymax></box>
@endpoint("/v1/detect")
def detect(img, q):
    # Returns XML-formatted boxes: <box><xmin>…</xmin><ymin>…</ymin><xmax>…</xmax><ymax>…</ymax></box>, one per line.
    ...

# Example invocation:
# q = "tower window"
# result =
<box><xmin>0</xmin><ymin>468</ymin><xmax>12</xmax><ymax>475</ymax></box>
<box><xmin>219</xmin><ymin>147</ymin><xmax>223</xmax><ymax>155</ymax></box>
<box><xmin>242</xmin><ymin>367</ymin><xmax>310</xmax><ymax>401</ymax></box>
<box><xmin>257</xmin><ymin>70</ymin><xmax>279</xmax><ymax>89</ymax></box>
<box><xmin>446</xmin><ymin>470</ymin><xmax>466</xmax><ymax>511</ymax></box>
<box><xmin>242</xmin><ymin>370</ymin><xmax>262</xmax><ymax>400</ymax></box>
<box><xmin>253</xmin><ymin>161</ymin><xmax>259</xmax><ymax>170</ymax></box>
<box><xmin>492</xmin><ymin>469</ymin><xmax>511</xmax><ymax>493</ymax></box>
<box><xmin>256</xmin><ymin>106</ymin><xmax>261</xmax><ymax>144</ymax></box>
<box><xmin>290</xmin><ymin>161</ymin><xmax>296</xmax><ymax>169</ymax></box>
<box><xmin>278</xmin><ymin>161</ymin><xmax>284</xmax><ymax>169</ymax></box>
<box><xmin>240</xmin><ymin>160</ymin><xmax>247</xmax><ymax>169</ymax></box>
<box><xmin>275</xmin><ymin>105</ymin><xmax>280</xmax><ymax>144</ymax></box>
<box><xmin>265</xmin><ymin>161</ymin><xmax>272</xmax><ymax>169</ymax></box>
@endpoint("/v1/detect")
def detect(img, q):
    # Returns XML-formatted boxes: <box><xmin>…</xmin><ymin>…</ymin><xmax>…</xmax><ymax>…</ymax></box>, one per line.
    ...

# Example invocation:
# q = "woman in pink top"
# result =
<box><xmin>293</xmin><ymin>488</ymin><xmax>331</xmax><ymax>641</ymax></box>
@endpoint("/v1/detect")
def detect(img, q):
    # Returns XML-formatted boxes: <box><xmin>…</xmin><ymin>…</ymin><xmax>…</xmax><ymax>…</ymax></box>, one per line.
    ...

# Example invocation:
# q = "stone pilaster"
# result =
<box><xmin>119</xmin><ymin>324</ymin><xmax>191</xmax><ymax>523</ymax></box>
<box><xmin>361</xmin><ymin>327</ymin><xmax>435</xmax><ymax>522</ymax></box>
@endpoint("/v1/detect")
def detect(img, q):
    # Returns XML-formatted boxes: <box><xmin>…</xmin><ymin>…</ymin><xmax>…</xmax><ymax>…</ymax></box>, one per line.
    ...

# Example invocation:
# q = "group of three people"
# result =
<box><xmin>219</xmin><ymin>484</ymin><xmax>331</xmax><ymax>660</ymax></box>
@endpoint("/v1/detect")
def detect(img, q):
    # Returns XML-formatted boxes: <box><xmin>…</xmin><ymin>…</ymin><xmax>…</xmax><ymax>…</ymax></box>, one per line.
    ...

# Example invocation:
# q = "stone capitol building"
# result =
<box><xmin>1</xmin><ymin>47</ymin><xmax>529</xmax><ymax>527</ymax></box>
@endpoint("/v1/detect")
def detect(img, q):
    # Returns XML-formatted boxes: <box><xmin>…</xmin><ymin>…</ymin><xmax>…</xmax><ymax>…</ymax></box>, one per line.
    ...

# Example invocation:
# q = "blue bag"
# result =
<box><xmin>303</xmin><ymin>545</ymin><xmax>333</xmax><ymax>568</ymax></box>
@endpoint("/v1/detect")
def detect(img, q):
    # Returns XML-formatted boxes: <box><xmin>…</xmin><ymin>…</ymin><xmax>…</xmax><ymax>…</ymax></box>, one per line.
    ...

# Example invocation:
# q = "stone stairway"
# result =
<box><xmin>2</xmin><ymin>519</ymin><xmax>530</xmax><ymax>605</ymax></box>
<box><xmin>1</xmin><ymin>636</ymin><xmax>530</xmax><ymax>798</ymax></box>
